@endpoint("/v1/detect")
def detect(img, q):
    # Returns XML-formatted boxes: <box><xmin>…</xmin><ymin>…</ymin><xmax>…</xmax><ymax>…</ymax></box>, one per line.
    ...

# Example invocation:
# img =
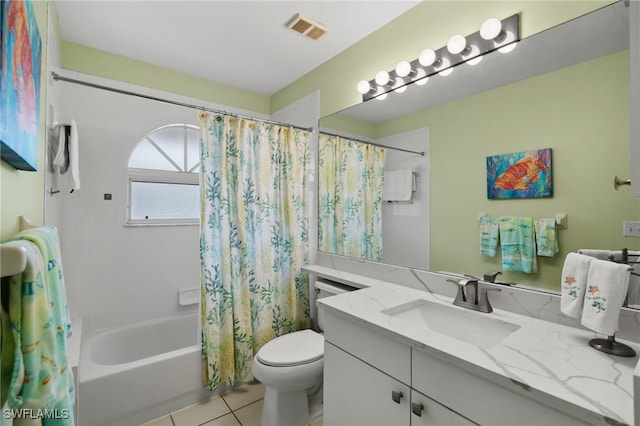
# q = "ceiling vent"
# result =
<box><xmin>286</xmin><ymin>14</ymin><xmax>328</xmax><ymax>41</ymax></box>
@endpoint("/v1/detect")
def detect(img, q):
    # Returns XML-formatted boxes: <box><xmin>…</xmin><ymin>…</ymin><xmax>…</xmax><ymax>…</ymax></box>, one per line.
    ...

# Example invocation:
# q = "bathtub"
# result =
<box><xmin>78</xmin><ymin>313</ymin><xmax>212</xmax><ymax>426</ymax></box>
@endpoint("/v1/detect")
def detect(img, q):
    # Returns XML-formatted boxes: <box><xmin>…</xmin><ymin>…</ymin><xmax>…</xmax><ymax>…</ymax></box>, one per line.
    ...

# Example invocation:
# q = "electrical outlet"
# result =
<box><xmin>623</xmin><ymin>221</ymin><xmax>640</xmax><ymax>237</ymax></box>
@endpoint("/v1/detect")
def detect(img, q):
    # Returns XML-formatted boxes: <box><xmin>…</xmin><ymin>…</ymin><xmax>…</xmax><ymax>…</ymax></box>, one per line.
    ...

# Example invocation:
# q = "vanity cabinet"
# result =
<box><xmin>322</xmin><ymin>312</ymin><xmax>476</xmax><ymax>426</ymax></box>
<box><xmin>322</xmin><ymin>308</ymin><xmax>594</xmax><ymax>426</ymax></box>
<box><xmin>324</xmin><ymin>343</ymin><xmax>410</xmax><ymax>426</ymax></box>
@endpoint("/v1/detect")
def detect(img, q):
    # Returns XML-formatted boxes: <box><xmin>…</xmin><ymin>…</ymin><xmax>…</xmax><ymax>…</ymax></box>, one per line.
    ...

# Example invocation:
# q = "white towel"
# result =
<box><xmin>627</xmin><ymin>272</ymin><xmax>640</xmax><ymax>307</ymax></box>
<box><xmin>382</xmin><ymin>169</ymin><xmax>414</xmax><ymax>202</ymax></box>
<box><xmin>581</xmin><ymin>259</ymin><xmax>630</xmax><ymax>335</ymax></box>
<box><xmin>68</xmin><ymin>119</ymin><xmax>80</xmax><ymax>191</ymax></box>
<box><xmin>560</xmin><ymin>253</ymin><xmax>592</xmax><ymax>319</ymax></box>
<box><xmin>52</xmin><ymin>126</ymin><xmax>68</xmax><ymax>173</ymax></box>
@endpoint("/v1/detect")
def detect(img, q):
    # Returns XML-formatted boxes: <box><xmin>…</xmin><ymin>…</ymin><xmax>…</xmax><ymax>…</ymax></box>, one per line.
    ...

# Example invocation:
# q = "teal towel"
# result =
<box><xmin>534</xmin><ymin>218</ymin><xmax>559</xmax><ymax>257</ymax></box>
<box><xmin>499</xmin><ymin>217</ymin><xmax>537</xmax><ymax>273</ymax></box>
<box><xmin>4</xmin><ymin>227</ymin><xmax>74</xmax><ymax>425</ymax></box>
<box><xmin>479</xmin><ymin>216</ymin><xmax>499</xmax><ymax>257</ymax></box>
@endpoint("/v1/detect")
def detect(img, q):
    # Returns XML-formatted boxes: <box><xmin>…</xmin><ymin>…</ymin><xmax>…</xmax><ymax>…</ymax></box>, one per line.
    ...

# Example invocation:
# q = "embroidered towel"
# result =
<box><xmin>534</xmin><ymin>218</ymin><xmax>558</xmax><ymax>257</ymax></box>
<box><xmin>382</xmin><ymin>169</ymin><xmax>414</xmax><ymax>202</ymax></box>
<box><xmin>581</xmin><ymin>259</ymin><xmax>630</xmax><ymax>335</ymax></box>
<box><xmin>479</xmin><ymin>216</ymin><xmax>499</xmax><ymax>257</ymax></box>
<box><xmin>499</xmin><ymin>217</ymin><xmax>537</xmax><ymax>273</ymax></box>
<box><xmin>560</xmin><ymin>253</ymin><xmax>592</xmax><ymax>319</ymax></box>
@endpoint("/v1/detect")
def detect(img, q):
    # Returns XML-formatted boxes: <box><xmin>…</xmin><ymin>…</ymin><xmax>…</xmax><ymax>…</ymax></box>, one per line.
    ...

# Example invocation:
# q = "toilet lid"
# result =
<box><xmin>257</xmin><ymin>329</ymin><xmax>324</xmax><ymax>367</ymax></box>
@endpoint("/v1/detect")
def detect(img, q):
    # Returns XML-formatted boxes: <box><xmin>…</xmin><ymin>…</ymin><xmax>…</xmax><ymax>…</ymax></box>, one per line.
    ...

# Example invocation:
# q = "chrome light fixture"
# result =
<box><xmin>356</xmin><ymin>14</ymin><xmax>519</xmax><ymax>101</ymax></box>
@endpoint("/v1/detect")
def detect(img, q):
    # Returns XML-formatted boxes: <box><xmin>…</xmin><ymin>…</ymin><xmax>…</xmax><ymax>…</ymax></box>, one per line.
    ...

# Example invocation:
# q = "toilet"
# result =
<box><xmin>253</xmin><ymin>279</ymin><xmax>355</xmax><ymax>426</ymax></box>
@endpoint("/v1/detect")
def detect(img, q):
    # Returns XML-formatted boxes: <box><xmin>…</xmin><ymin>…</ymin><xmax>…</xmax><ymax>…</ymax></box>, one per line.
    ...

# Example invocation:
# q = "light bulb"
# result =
<box><xmin>447</xmin><ymin>34</ymin><xmax>468</xmax><ymax>55</ymax></box>
<box><xmin>356</xmin><ymin>80</ymin><xmax>371</xmax><ymax>94</ymax></box>
<box><xmin>498</xmin><ymin>42</ymin><xmax>517</xmax><ymax>53</ymax></box>
<box><xmin>467</xmin><ymin>56</ymin><xmax>483</xmax><ymax>66</ymax></box>
<box><xmin>375</xmin><ymin>70</ymin><xmax>390</xmax><ymax>86</ymax></box>
<box><xmin>418</xmin><ymin>48</ymin><xmax>438</xmax><ymax>67</ymax></box>
<box><xmin>480</xmin><ymin>18</ymin><xmax>503</xmax><ymax>41</ymax></box>
<box><xmin>395</xmin><ymin>85</ymin><xmax>407</xmax><ymax>94</ymax></box>
<box><xmin>395</xmin><ymin>61</ymin><xmax>412</xmax><ymax>77</ymax></box>
<box><xmin>439</xmin><ymin>68</ymin><xmax>453</xmax><ymax>77</ymax></box>
<box><xmin>415</xmin><ymin>77</ymin><xmax>428</xmax><ymax>86</ymax></box>
<box><xmin>376</xmin><ymin>93</ymin><xmax>388</xmax><ymax>101</ymax></box>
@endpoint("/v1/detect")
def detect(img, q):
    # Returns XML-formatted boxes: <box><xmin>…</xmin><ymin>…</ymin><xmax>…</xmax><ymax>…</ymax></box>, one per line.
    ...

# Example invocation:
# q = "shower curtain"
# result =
<box><xmin>318</xmin><ymin>133</ymin><xmax>386</xmax><ymax>261</ymax></box>
<box><xmin>199</xmin><ymin>113</ymin><xmax>311</xmax><ymax>391</ymax></box>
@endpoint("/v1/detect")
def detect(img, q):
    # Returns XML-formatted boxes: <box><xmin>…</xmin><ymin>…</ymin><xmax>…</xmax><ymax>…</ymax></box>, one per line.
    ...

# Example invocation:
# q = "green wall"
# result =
<box><xmin>61</xmin><ymin>42</ymin><xmax>271</xmax><ymax>115</ymax></box>
<box><xmin>1</xmin><ymin>1</ymin><xmax>48</xmax><ymax>240</ymax></box>
<box><xmin>384</xmin><ymin>51</ymin><xmax>639</xmax><ymax>289</ymax></box>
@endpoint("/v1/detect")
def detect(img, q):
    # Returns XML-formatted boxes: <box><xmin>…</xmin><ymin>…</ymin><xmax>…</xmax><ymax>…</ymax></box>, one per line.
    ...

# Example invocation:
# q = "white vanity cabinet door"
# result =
<box><xmin>324</xmin><ymin>342</ymin><xmax>410</xmax><ymax>426</ymax></box>
<box><xmin>412</xmin><ymin>349</ymin><xmax>590</xmax><ymax>425</ymax></box>
<box><xmin>410</xmin><ymin>389</ymin><xmax>477</xmax><ymax>426</ymax></box>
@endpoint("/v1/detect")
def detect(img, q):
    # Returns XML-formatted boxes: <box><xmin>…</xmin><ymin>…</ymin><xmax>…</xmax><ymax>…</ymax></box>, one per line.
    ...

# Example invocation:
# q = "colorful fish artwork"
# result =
<box><xmin>0</xmin><ymin>0</ymin><xmax>42</xmax><ymax>171</ymax></box>
<box><xmin>486</xmin><ymin>148</ymin><xmax>552</xmax><ymax>199</ymax></box>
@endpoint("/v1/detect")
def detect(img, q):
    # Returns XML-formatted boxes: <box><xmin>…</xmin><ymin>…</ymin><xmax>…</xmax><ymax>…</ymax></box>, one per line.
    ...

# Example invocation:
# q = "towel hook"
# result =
<box><xmin>614</xmin><ymin>176</ymin><xmax>631</xmax><ymax>190</ymax></box>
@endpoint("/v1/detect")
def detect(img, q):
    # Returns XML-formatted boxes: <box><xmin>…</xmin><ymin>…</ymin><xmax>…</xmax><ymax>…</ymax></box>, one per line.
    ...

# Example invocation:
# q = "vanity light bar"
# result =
<box><xmin>358</xmin><ymin>14</ymin><xmax>520</xmax><ymax>102</ymax></box>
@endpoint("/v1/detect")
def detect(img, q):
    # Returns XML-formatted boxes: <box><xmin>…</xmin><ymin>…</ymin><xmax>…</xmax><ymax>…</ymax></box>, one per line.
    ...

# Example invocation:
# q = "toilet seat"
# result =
<box><xmin>257</xmin><ymin>329</ymin><xmax>324</xmax><ymax>367</ymax></box>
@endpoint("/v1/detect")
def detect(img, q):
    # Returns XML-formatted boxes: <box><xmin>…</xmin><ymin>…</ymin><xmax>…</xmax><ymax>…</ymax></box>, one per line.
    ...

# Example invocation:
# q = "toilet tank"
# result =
<box><xmin>314</xmin><ymin>279</ymin><xmax>357</xmax><ymax>331</ymax></box>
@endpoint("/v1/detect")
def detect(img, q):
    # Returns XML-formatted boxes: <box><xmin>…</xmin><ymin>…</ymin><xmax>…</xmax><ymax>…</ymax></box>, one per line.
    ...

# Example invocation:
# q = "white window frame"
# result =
<box><xmin>126</xmin><ymin>124</ymin><xmax>200</xmax><ymax>226</ymax></box>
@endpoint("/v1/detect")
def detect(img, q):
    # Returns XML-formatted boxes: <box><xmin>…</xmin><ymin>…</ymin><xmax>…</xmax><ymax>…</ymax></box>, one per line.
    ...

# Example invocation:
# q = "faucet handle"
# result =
<box><xmin>446</xmin><ymin>279</ymin><xmax>467</xmax><ymax>303</ymax></box>
<box><xmin>480</xmin><ymin>287</ymin><xmax>502</xmax><ymax>313</ymax></box>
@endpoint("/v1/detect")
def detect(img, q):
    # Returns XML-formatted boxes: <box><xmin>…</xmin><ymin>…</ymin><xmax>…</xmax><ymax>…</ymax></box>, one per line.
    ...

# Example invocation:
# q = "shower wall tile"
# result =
<box><xmin>51</xmin><ymin>71</ymin><xmax>318</xmax><ymax>334</ymax></box>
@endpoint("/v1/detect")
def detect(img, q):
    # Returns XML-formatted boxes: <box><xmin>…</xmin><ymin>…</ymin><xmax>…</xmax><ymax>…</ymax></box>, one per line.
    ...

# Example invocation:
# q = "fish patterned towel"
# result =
<box><xmin>499</xmin><ymin>217</ymin><xmax>537</xmax><ymax>273</ymax></box>
<box><xmin>3</xmin><ymin>227</ymin><xmax>74</xmax><ymax>425</ymax></box>
<box><xmin>479</xmin><ymin>216</ymin><xmax>499</xmax><ymax>257</ymax></box>
<box><xmin>534</xmin><ymin>218</ymin><xmax>559</xmax><ymax>257</ymax></box>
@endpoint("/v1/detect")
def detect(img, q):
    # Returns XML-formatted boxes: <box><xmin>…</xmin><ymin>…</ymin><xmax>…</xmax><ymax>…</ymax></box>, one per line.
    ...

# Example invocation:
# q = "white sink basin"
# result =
<box><xmin>382</xmin><ymin>299</ymin><xmax>521</xmax><ymax>349</ymax></box>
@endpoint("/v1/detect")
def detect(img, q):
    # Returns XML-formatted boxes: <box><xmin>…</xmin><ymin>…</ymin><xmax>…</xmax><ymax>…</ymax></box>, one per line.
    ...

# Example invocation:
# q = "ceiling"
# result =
<box><xmin>54</xmin><ymin>1</ymin><xmax>421</xmax><ymax>95</ymax></box>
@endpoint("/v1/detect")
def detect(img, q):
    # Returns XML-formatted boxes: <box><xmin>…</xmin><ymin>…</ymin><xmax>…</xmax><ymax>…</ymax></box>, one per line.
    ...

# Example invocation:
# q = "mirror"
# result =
<box><xmin>318</xmin><ymin>1</ymin><xmax>640</xmax><ymax>303</ymax></box>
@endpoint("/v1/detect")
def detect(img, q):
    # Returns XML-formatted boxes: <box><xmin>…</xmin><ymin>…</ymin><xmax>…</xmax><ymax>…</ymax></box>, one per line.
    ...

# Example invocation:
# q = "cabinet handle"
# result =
<box><xmin>391</xmin><ymin>390</ymin><xmax>403</xmax><ymax>404</ymax></box>
<box><xmin>411</xmin><ymin>402</ymin><xmax>424</xmax><ymax>417</ymax></box>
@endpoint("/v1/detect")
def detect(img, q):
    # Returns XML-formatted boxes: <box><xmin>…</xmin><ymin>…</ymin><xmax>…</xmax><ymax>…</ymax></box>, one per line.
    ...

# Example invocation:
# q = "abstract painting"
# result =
<box><xmin>486</xmin><ymin>148</ymin><xmax>552</xmax><ymax>199</ymax></box>
<box><xmin>1</xmin><ymin>0</ymin><xmax>42</xmax><ymax>171</ymax></box>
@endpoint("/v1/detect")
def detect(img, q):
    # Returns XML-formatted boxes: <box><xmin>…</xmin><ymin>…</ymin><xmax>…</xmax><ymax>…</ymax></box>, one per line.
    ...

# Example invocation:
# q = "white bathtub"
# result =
<box><xmin>78</xmin><ymin>313</ymin><xmax>212</xmax><ymax>426</ymax></box>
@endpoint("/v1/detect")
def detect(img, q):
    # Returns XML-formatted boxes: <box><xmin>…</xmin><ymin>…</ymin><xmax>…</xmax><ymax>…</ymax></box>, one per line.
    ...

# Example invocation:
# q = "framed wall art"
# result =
<box><xmin>1</xmin><ymin>0</ymin><xmax>42</xmax><ymax>171</ymax></box>
<box><xmin>486</xmin><ymin>148</ymin><xmax>552</xmax><ymax>199</ymax></box>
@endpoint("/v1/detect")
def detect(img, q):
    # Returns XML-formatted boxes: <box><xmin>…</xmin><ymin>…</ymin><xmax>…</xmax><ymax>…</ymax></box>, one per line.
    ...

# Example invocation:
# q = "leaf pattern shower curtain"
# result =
<box><xmin>318</xmin><ymin>133</ymin><xmax>386</xmax><ymax>261</ymax></box>
<box><xmin>199</xmin><ymin>113</ymin><xmax>311</xmax><ymax>391</ymax></box>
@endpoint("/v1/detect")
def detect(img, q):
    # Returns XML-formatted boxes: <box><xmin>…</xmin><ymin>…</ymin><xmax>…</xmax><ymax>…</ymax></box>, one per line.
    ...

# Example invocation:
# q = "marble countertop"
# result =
<box><xmin>309</xmin><ymin>266</ymin><xmax>639</xmax><ymax>425</ymax></box>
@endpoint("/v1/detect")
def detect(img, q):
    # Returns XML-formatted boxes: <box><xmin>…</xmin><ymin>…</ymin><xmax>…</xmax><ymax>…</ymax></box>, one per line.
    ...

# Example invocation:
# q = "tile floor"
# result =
<box><xmin>141</xmin><ymin>381</ymin><xmax>323</xmax><ymax>426</ymax></box>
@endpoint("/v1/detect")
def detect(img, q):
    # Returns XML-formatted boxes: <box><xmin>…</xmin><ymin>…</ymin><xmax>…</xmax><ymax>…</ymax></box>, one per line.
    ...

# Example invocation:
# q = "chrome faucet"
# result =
<box><xmin>445</xmin><ymin>278</ymin><xmax>501</xmax><ymax>313</ymax></box>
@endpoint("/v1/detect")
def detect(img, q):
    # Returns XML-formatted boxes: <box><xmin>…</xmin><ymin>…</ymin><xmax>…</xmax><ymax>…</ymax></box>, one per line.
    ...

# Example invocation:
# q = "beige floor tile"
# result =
<box><xmin>232</xmin><ymin>400</ymin><xmax>263</xmax><ymax>426</ymax></box>
<box><xmin>139</xmin><ymin>415</ymin><xmax>174</xmax><ymax>426</ymax></box>
<box><xmin>309</xmin><ymin>416</ymin><xmax>323</xmax><ymax>426</ymax></box>
<box><xmin>220</xmin><ymin>381</ymin><xmax>266</xmax><ymax>411</ymax></box>
<box><xmin>171</xmin><ymin>396</ymin><xmax>231</xmax><ymax>426</ymax></box>
<box><xmin>202</xmin><ymin>413</ymin><xmax>242</xmax><ymax>426</ymax></box>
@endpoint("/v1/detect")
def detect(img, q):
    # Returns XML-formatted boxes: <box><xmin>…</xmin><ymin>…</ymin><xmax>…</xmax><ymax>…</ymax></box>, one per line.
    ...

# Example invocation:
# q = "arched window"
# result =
<box><xmin>127</xmin><ymin>124</ymin><xmax>200</xmax><ymax>225</ymax></box>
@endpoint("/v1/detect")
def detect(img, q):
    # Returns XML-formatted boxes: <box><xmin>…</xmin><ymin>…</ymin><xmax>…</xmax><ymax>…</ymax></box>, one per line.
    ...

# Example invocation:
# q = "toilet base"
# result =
<box><xmin>261</xmin><ymin>387</ymin><xmax>310</xmax><ymax>426</ymax></box>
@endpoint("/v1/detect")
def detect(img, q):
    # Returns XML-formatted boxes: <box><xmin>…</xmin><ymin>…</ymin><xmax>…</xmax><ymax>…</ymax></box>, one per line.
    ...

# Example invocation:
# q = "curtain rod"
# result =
<box><xmin>320</xmin><ymin>131</ymin><xmax>425</xmax><ymax>156</ymax></box>
<box><xmin>50</xmin><ymin>72</ymin><xmax>314</xmax><ymax>132</ymax></box>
